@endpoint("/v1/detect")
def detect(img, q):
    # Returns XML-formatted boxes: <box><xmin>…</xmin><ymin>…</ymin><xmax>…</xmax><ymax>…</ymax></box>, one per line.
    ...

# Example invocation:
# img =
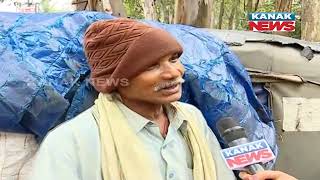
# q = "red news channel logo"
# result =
<box><xmin>248</xmin><ymin>12</ymin><xmax>296</xmax><ymax>32</ymax></box>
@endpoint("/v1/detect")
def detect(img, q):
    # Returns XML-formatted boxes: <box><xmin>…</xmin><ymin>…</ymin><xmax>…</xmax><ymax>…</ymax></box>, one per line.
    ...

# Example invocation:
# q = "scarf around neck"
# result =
<box><xmin>92</xmin><ymin>93</ymin><xmax>217</xmax><ymax>180</ymax></box>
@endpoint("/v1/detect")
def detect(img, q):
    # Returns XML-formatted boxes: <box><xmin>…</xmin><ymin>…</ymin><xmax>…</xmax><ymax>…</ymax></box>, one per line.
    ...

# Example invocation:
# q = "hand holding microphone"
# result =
<box><xmin>239</xmin><ymin>171</ymin><xmax>297</xmax><ymax>180</ymax></box>
<box><xmin>216</xmin><ymin>117</ymin><xmax>272</xmax><ymax>174</ymax></box>
<box><xmin>216</xmin><ymin>117</ymin><xmax>297</xmax><ymax>180</ymax></box>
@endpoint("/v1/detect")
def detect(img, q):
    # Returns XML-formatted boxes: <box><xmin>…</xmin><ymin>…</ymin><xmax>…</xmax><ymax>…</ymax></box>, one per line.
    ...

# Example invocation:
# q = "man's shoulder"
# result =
<box><xmin>175</xmin><ymin>101</ymin><xmax>209</xmax><ymax>131</ymax></box>
<box><xmin>65</xmin><ymin>107</ymin><xmax>97</xmax><ymax>132</ymax></box>
<box><xmin>175</xmin><ymin>101</ymin><xmax>202</xmax><ymax>115</ymax></box>
<box><xmin>42</xmin><ymin>107</ymin><xmax>98</xmax><ymax>144</ymax></box>
<box><xmin>32</xmin><ymin>108</ymin><xmax>102</xmax><ymax>180</ymax></box>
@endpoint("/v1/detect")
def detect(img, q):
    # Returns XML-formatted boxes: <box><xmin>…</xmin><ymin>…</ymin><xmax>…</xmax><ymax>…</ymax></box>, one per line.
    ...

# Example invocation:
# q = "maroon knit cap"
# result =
<box><xmin>83</xmin><ymin>18</ymin><xmax>183</xmax><ymax>93</ymax></box>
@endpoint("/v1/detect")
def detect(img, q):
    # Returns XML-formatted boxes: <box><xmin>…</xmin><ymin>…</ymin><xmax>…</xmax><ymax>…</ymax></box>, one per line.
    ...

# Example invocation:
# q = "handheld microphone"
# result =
<box><xmin>216</xmin><ymin>117</ymin><xmax>267</xmax><ymax>174</ymax></box>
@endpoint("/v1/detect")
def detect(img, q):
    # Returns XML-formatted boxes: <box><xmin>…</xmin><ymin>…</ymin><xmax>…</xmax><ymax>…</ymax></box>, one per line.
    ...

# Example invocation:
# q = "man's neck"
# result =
<box><xmin>119</xmin><ymin>96</ymin><xmax>170</xmax><ymax>137</ymax></box>
<box><xmin>121</xmin><ymin>97</ymin><xmax>164</xmax><ymax>121</ymax></box>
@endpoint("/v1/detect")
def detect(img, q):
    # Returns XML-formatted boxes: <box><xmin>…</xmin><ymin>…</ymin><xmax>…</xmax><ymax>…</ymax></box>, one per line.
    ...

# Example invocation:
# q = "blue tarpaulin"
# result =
<box><xmin>0</xmin><ymin>11</ymin><xmax>277</xmax><ymax>166</ymax></box>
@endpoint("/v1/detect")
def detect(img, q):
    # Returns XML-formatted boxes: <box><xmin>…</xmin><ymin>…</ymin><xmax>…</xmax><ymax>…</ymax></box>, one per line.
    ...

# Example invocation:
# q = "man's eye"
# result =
<box><xmin>170</xmin><ymin>53</ymin><xmax>180</xmax><ymax>63</ymax></box>
<box><xmin>146</xmin><ymin>64</ymin><xmax>159</xmax><ymax>71</ymax></box>
<box><xmin>170</xmin><ymin>58</ymin><xmax>179</xmax><ymax>63</ymax></box>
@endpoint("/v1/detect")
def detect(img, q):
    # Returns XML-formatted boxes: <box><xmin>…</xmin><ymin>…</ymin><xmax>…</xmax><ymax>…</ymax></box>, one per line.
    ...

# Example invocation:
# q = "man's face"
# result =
<box><xmin>117</xmin><ymin>53</ymin><xmax>185</xmax><ymax>105</ymax></box>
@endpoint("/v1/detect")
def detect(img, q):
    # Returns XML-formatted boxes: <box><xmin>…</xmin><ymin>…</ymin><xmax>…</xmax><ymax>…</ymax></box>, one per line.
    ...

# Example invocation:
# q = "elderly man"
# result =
<box><xmin>29</xmin><ymin>18</ymin><xmax>299</xmax><ymax>180</ymax></box>
<box><xmin>29</xmin><ymin>18</ymin><xmax>297</xmax><ymax>180</ymax></box>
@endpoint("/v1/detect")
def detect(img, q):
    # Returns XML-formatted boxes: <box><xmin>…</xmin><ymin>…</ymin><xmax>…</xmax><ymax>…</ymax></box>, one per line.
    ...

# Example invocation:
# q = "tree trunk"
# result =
<box><xmin>301</xmin><ymin>0</ymin><xmax>320</xmax><ymax>42</ymax></box>
<box><xmin>156</xmin><ymin>0</ymin><xmax>173</xmax><ymax>23</ymax></box>
<box><xmin>174</xmin><ymin>0</ymin><xmax>213</xmax><ymax>28</ymax></box>
<box><xmin>158</xmin><ymin>0</ymin><xmax>168</xmax><ymax>23</ymax></box>
<box><xmin>88</xmin><ymin>0</ymin><xmax>98</xmax><ymax>11</ymax></box>
<box><xmin>246</xmin><ymin>0</ymin><xmax>253</xmax><ymax>12</ymax></box>
<box><xmin>167</xmin><ymin>0</ymin><xmax>175</xmax><ymax>24</ymax></box>
<box><xmin>275</xmin><ymin>0</ymin><xmax>293</xmax><ymax>12</ymax></box>
<box><xmin>90</xmin><ymin>0</ymin><xmax>107</xmax><ymax>11</ymax></box>
<box><xmin>234</xmin><ymin>2</ymin><xmax>241</xmax><ymax>30</ymax></box>
<box><xmin>109</xmin><ymin>0</ymin><xmax>127</xmax><ymax>17</ymax></box>
<box><xmin>162</xmin><ymin>4</ymin><xmax>170</xmax><ymax>23</ymax></box>
<box><xmin>194</xmin><ymin>0</ymin><xmax>213</xmax><ymax>27</ymax></box>
<box><xmin>254</xmin><ymin>0</ymin><xmax>260</xmax><ymax>11</ymax></box>
<box><xmin>210</xmin><ymin>0</ymin><xmax>215</xmax><ymax>28</ymax></box>
<box><xmin>143</xmin><ymin>0</ymin><xmax>157</xmax><ymax>20</ymax></box>
<box><xmin>211</xmin><ymin>0</ymin><xmax>220</xmax><ymax>28</ymax></box>
<box><xmin>229</xmin><ymin>0</ymin><xmax>240</xmax><ymax>29</ymax></box>
<box><xmin>72</xmin><ymin>0</ymin><xmax>110</xmax><ymax>11</ymax></box>
<box><xmin>101</xmin><ymin>0</ymin><xmax>112</xmax><ymax>12</ymax></box>
<box><xmin>174</xmin><ymin>0</ymin><xmax>188</xmax><ymax>25</ymax></box>
<box><xmin>72</xmin><ymin>0</ymin><xmax>88</xmax><ymax>11</ymax></box>
<box><xmin>273</xmin><ymin>0</ymin><xmax>293</xmax><ymax>36</ymax></box>
<box><xmin>218</xmin><ymin>0</ymin><xmax>225</xmax><ymax>29</ymax></box>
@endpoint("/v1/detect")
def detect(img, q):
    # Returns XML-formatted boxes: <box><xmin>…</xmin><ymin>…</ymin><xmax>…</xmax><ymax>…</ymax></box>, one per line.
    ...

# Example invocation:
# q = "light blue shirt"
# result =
<box><xmin>118</xmin><ymin>102</ymin><xmax>193</xmax><ymax>180</ymax></box>
<box><xmin>29</xmin><ymin>101</ymin><xmax>236</xmax><ymax>180</ymax></box>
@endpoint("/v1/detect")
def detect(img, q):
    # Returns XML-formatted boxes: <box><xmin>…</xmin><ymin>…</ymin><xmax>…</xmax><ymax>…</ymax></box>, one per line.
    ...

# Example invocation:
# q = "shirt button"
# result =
<box><xmin>162</xmin><ymin>144</ymin><xmax>167</xmax><ymax>149</ymax></box>
<box><xmin>169</xmin><ymin>172</ymin><xmax>175</xmax><ymax>178</ymax></box>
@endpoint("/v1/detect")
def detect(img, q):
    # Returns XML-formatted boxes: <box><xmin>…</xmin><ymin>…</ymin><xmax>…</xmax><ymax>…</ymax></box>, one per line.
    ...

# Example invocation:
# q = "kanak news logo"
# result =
<box><xmin>220</xmin><ymin>139</ymin><xmax>275</xmax><ymax>170</ymax></box>
<box><xmin>248</xmin><ymin>12</ymin><xmax>295</xmax><ymax>32</ymax></box>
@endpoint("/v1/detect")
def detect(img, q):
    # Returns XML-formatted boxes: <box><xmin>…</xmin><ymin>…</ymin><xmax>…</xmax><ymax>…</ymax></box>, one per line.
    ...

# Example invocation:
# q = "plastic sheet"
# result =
<box><xmin>0</xmin><ymin>12</ymin><xmax>277</xmax><ymax>166</ymax></box>
<box><xmin>0</xmin><ymin>12</ymin><xmax>113</xmax><ymax>136</ymax></box>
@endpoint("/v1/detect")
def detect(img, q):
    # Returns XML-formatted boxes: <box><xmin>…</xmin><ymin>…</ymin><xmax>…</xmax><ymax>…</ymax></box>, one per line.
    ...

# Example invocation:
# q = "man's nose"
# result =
<box><xmin>160</xmin><ymin>63</ymin><xmax>181</xmax><ymax>80</ymax></box>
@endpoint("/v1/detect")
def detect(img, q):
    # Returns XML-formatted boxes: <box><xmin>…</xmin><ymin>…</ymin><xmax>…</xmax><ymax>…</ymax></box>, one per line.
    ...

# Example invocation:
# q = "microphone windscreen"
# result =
<box><xmin>216</xmin><ymin>117</ymin><xmax>239</xmax><ymax>134</ymax></box>
<box><xmin>216</xmin><ymin>117</ymin><xmax>247</xmax><ymax>143</ymax></box>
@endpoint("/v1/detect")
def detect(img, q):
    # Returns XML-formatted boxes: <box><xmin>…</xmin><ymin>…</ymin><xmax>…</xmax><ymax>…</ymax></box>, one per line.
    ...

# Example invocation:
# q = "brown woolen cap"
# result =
<box><xmin>83</xmin><ymin>18</ymin><xmax>183</xmax><ymax>93</ymax></box>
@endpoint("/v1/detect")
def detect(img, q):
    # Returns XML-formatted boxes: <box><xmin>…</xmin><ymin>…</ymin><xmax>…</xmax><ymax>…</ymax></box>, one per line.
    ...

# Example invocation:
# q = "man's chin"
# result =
<box><xmin>157</xmin><ymin>92</ymin><xmax>182</xmax><ymax>104</ymax></box>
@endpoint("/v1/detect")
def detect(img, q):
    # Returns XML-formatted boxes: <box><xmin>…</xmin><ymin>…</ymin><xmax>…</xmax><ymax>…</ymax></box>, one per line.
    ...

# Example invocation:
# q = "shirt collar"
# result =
<box><xmin>114</xmin><ymin>96</ymin><xmax>187</xmax><ymax>134</ymax></box>
<box><xmin>117</xmin><ymin>101</ymin><xmax>151</xmax><ymax>134</ymax></box>
<box><xmin>164</xmin><ymin>104</ymin><xmax>187</xmax><ymax>132</ymax></box>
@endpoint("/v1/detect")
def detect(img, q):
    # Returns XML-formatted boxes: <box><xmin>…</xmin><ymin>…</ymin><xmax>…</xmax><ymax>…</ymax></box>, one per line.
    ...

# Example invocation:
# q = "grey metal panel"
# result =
<box><xmin>205</xmin><ymin>29</ymin><xmax>320</xmax><ymax>52</ymax></box>
<box><xmin>205</xmin><ymin>29</ymin><xmax>320</xmax><ymax>179</ymax></box>
<box><xmin>263</xmin><ymin>78</ymin><xmax>320</xmax><ymax>180</ymax></box>
<box><xmin>275</xmin><ymin>132</ymin><xmax>320</xmax><ymax>180</ymax></box>
<box><xmin>231</xmin><ymin>43</ymin><xmax>320</xmax><ymax>84</ymax></box>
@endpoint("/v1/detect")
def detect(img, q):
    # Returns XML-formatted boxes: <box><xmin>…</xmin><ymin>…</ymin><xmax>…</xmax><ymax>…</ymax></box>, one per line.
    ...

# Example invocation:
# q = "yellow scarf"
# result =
<box><xmin>93</xmin><ymin>93</ymin><xmax>217</xmax><ymax>180</ymax></box>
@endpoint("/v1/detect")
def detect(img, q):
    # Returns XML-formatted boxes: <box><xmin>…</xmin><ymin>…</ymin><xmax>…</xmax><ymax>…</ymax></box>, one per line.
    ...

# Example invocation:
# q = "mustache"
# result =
<box><xmin>153</xmin><ymin>78</ymin><xmax>185</xmax><ymax>92</ymax></box>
